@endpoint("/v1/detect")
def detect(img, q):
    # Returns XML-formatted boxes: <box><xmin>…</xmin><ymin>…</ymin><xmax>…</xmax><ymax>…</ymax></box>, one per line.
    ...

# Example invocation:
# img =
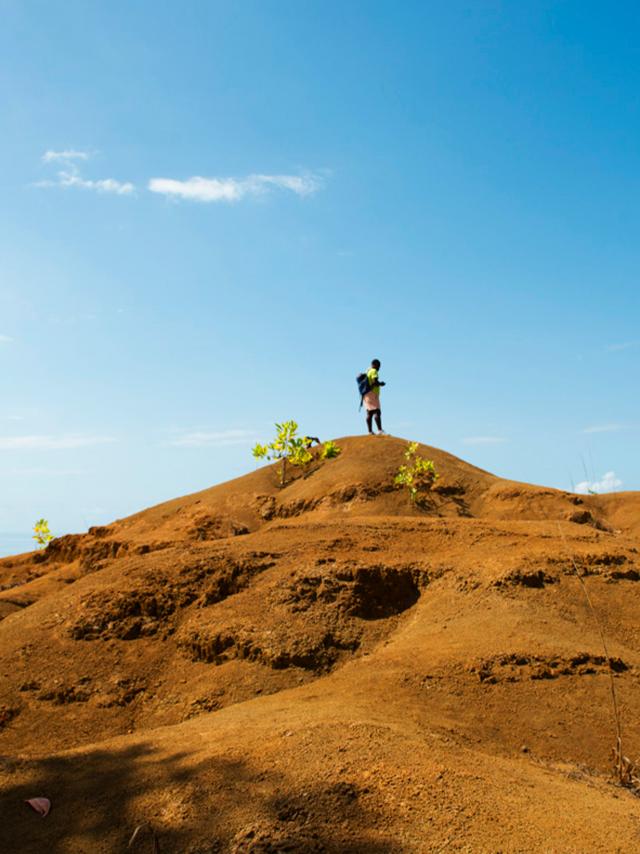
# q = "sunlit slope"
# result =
<box><xmin>0</xmin><ymin>435</ymin><xmax>638</xmax><ymax>852</ymax></box>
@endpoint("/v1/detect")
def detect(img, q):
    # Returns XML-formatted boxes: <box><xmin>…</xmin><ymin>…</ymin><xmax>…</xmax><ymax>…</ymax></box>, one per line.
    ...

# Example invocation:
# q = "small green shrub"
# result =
<box><xmin>321</xmin><ymin>440</ymin><xmax>342</xmax><ymax>460</ymax></box>
<box><xmin>33</xmin><ymin>518</ymin><xmax>53</xmax><ymax>548</ymax></box>
<box><xmin>252</xmin><ymin>421</ymin><xmax>314</xmax><ymax>486</ymax></box>
<box><xmin>394</xmin><ymin>441</ymin><xmax>438</xmax><ymax>503</ymax></box>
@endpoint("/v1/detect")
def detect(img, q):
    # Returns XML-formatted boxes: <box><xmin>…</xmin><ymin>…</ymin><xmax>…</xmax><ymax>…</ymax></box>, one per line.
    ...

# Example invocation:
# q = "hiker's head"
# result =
<box><xmin>371</xmin><ymin>359</ymin><xmax>381</xmax><ymax>370</ymax></box>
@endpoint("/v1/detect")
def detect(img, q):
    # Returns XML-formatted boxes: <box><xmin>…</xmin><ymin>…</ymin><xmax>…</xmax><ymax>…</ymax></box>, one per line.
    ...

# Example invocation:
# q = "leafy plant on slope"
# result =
<box><xmin>252</xmin><ymin>421</ymin><xmax>315</xmax><ymax>486</ymax></box>
<box><xmin>321</xmin><ymin>440</ymin><xmax>341</xmax><ymax>460</ymax></box>
<box><xmin>394</xmin><ymin>441</ymin><xmax>438</xmax><ymax>504</ymax></box>
<box><xmin>33</xmin><ymin>518</ymin><xmax>53</xmax><ymax>548</ymax></box>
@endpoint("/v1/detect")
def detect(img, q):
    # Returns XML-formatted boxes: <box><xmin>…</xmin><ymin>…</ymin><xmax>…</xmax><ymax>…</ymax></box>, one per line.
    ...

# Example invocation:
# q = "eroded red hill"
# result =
<box><xmin>1</xmin><ymin>436</ymin><xmax>639</xmax><ymax>852</ymax></box>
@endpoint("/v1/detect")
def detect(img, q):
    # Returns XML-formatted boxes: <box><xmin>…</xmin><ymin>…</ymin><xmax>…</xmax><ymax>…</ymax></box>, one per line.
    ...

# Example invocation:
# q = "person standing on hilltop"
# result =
<box><xmin>363</xmin><ymin>358</ymin><xmax>386</xmax><ymax>435</ymax></box>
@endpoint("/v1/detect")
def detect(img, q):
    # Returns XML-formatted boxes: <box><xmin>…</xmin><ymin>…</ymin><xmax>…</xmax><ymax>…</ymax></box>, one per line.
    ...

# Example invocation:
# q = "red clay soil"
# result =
<box><xmin>1</xmin><ymin>435</ymin><xmax>639</xmax><ymax>852</ymax></box>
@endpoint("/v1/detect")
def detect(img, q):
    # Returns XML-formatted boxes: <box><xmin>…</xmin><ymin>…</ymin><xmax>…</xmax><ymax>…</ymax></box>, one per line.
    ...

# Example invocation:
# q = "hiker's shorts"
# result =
<box><xmin>363</xmin><ymin>391</ymin><xmax>381</xmax><ymax>411</ymax></box>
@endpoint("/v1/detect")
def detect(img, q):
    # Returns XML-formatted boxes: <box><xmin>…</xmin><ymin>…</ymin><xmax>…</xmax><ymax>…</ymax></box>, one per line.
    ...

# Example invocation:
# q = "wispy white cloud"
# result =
<box><xmin>254</xmin><ymin>173</ymin><xmax>322</xmax><ymax>195</ymax></box>
<box><xmin>461</xmin><ymin>436</ymin><xmax>507</xmax><ymax>446</ymax></box>
<box><xmin>582</xmin><ymin>424</ymin><xmax>625</xmax><ymax>434</ymax></box>
<box><xmin>606</xmin><ymin>341</ymin><xmax>637</xmax><ymax>352</ymax></box>
<box><xmin>1</xmin><ymin>466</ymin><xmax>88</xmax><ymax>476</ymax></box>
<box><xmin>148</xmin><ymin>171</ymin><xmax>323</xmax><ymax>203</ymax></box>
<box><xmin>575</xmin><ymin>471</ymin><xmax>622</xmax><ymax>494</ymax></box>
<box><xmin>42</xmin><ymin>149</ymin><xmax>91</xmax><ymax>163</ymax></box>
<box><xmin>37</xmin><ymin>153</ymin><xmax>323</xmax><ymax>204</ymax></box>
<box><xmin>165</xmin><ymin>429</ymin><xmax>258</xmax><ymax>448</ymax></box>
<box><xmin>61</xmin><ymin>173</ymin><xmax>134</xmax><ymax>195</ymax></box>
<box><xmin>0</xmin><ymin>434</ymin><xmax>115</xmax><ymax>450</ymax></box>
<box><xmin>37</xmin><ymin>170</ymin><xmax>134</xmax><ymax>195</ymax></box>
<box><xmin>0</xmin><ymin>334</ymin><xmax>13</xmax><ymax>343</ymax></box>
<box><xmin>36</xmin><ymin>150</ymin><xmax>134</xmax><ymax>196</ymax></box>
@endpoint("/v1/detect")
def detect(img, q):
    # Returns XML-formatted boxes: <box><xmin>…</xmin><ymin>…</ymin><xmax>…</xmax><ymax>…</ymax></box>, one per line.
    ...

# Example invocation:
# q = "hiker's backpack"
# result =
<box><xmin>356</xmin><ymin>372</ymin><xmax>370</xmax><ymax>408</ymax></box>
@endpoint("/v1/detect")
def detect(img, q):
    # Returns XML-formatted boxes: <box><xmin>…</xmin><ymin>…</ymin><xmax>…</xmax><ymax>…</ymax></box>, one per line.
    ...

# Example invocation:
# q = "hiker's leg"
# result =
<box><xmin>374</xmin><ymin>410</ymin><xmax>382</xmax><ymax>432</ymax></box>
<box><xmin>366</xmin><ymin>410</ymin><xmax>374</xmax><ymax>434</ymax></box>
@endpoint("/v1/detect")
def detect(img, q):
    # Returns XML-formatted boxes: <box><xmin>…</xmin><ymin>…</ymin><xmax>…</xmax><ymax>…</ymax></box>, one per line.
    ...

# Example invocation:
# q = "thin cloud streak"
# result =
<box><xmin>582</xmin><ymin>424</ymin><xmax>624</xmax><ymax>434</ymax></box>
<box><xmin>0</xmin><ymin>334</ymin><xmax>13</xmax><ymax>343</ymax></box>
<box><xmin>148</xmin><ymin>172</ymin><xmax>323</xmax><ymax>203</ymax></box>
<box><xmin>606</xmin><ymin>341</ymin><xmax>637</xmax><ymax>352</ymax></box>
<box><xmin>1</xmin><ymin>467</ymin><xmax>88</xmax><ymax>476</ymax></box>
<box><xmin>461</xmin><ymin>436</ymin><xmax>507</xmax><ymax>445</ymax></box>
<box><xmin>42</xmin><ymin>149</ymin><xmax>91</xmax><ymax>163</ymax></box>
<box><xmin>0</xmin><ymin>435</ymin><xmax>116</xmax><ymax>450</ymax></box>
<box><xmin>37</xmin><ymin>150</ymin><xmax>134</xmax><ymax>196</ymax></box>
<box><xmin>36</xmin><ymin>171</ymin><xmax>134</xmax><ymax>195</ymax></box>
<box><xmin>36</xmin><ymin>153</ymin><xmax>322</xmax><ymax>203</ymax></box>
<box><xmin>165</xmin><ymin>429</ymin><xmax>258</xmax><ymax>448</ymax></box>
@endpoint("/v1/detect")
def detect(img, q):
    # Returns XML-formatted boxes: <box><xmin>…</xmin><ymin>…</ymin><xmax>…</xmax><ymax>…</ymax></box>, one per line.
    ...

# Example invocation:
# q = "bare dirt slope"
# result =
<box><xmin>1</xmin><ymin>435</ymin><xmax>639</xmax><ymax>852</ymax></box>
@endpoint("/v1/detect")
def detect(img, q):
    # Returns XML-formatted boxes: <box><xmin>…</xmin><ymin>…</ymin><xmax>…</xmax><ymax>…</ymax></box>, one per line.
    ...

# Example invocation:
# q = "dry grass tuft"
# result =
<box><xmin>558</xmin><ymin>523</ymin><xmax>640</xmax><ymax>794</ymax></box>
<box><xmin>612</xmin><ymin>737</ymin><xmax>640</xmax><ymax>794</ymax></box>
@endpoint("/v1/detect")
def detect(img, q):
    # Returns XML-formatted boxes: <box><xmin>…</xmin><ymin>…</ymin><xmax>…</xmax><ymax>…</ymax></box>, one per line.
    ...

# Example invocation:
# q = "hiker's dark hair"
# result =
<box><xmin>371</xmin><ymin>359</ymin><xmax>381</xmax><ymax>369</ymax></box>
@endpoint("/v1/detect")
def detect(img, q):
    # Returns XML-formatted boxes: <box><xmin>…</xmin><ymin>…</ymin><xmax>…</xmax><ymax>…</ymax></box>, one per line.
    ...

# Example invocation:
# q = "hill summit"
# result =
<box><xmin>1</xmin><ymin>435</ymin><xmax>639</xmax><ymax>852</ymax></box>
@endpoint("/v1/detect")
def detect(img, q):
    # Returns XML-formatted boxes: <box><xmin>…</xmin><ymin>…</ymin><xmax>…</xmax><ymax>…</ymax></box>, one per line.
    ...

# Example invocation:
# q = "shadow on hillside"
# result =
<box><xmin>0</xmin><ymin>740</ymin><xmax>395</xmax><ymax>853</ymax></box>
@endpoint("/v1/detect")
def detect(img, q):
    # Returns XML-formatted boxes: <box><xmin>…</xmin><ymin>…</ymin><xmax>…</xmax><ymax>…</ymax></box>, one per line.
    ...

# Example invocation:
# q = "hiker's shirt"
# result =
<box><xmin>364</xmin><ymin>367</ymin><xmax>381</xmax><ymax>411</ymax></box>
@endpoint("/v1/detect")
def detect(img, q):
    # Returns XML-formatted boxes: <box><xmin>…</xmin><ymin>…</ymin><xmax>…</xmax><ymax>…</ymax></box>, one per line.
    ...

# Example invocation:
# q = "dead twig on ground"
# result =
<box><xmin>557</xmin><ymin>522</ymin><xmax>640</xmax><ymax>794</ymax></box>
<box><xmin>128</xmin><ymin>822</ymin><xmax>160</xmax><ymax>853</ymax></box>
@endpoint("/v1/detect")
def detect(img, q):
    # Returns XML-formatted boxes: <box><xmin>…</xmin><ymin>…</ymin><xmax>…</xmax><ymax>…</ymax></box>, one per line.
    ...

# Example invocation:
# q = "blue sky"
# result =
<box><xmin>1</xmin><ymin>1</ymin><xmax>638</xmax><ymax>555</ymax></box>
